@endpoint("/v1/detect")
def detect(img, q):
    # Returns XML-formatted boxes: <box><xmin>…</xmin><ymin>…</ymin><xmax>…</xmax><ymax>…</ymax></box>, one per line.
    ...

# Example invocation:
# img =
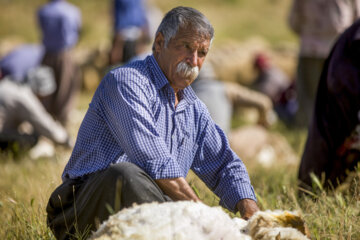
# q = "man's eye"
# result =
<box><xmin>198</xmin><ymin>51</ymin><xmax>207</xmax><ymax>57</ymax></box>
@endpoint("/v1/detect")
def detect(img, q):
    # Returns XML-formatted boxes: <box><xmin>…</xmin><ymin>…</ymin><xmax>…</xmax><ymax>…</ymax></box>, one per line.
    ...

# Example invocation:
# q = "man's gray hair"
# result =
<box><xmin>152</xmin><ymin>6</ymin><xmax>214</xmax><ymax>50</ymax></box>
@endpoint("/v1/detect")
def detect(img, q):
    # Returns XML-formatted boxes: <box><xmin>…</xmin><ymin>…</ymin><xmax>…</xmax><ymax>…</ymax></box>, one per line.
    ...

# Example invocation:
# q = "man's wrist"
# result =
<box><xmin>236</xmin><ymin>198</ymin><xmax>260</xmax><ymax>220</ymax></box>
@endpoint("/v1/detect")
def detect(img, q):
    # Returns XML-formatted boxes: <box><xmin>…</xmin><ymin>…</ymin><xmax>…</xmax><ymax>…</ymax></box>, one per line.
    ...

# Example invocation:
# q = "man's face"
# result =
<box><xmin>154</xmin><ymin>27</ymin><xmax>211</xmax><ymax>93</ymax></box>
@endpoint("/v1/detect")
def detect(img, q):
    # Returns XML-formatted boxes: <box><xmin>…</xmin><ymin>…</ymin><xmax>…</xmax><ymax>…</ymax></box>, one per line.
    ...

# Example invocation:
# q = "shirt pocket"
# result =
<box><xmin>175</xmin><ymin>129</ymin><xmax>195</xmax><ymax>173</ymax></box>
<box><xmin>177</xmin><ymin>129</ymin><xmax>191</xmax><ymax>149</ymax></box>
<box><xmin>176</xmin><ymin>116</ymin><xmax>193</xmax><ymax>149</ymax></box>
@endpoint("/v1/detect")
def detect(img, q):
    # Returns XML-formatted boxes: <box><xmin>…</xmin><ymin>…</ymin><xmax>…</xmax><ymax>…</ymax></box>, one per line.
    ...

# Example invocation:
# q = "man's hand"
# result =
<box><xmin>236</xmin><ymin>198</ymin><xmax>260</xmax><ymax>220</ymax></box>
<box><xmin>155</xmin><ymin>177</ymin><xmax>202</xmax><ymax>202</ymax></box>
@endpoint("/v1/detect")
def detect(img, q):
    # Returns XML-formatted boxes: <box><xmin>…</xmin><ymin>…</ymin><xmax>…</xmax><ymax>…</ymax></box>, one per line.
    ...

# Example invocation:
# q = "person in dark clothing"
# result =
<box><xmin>298</xmin><ymin>19</ymin><xmax>360</xmax><ymax>193</ymax></box>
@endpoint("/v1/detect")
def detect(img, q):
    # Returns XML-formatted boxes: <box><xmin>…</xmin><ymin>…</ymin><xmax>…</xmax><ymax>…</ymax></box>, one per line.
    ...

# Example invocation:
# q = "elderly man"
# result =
<box><xmin>46</xmin><ymin>7</ymin><xmax>259</xmax><ymax>239</ymax></box>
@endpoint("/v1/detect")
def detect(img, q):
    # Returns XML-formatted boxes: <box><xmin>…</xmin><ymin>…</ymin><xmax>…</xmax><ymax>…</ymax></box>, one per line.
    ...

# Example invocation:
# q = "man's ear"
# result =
<box><xmin>154</xmin><ymin>32</ymin><xmax>165</xmax><ymax>53</ymax></box>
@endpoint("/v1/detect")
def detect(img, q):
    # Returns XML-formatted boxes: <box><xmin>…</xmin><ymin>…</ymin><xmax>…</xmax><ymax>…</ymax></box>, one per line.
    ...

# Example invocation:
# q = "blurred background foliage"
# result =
<box><xmin>0</xmin><ymin>0</ymin><xmax>297</xmax><ymax>47</ymax></box>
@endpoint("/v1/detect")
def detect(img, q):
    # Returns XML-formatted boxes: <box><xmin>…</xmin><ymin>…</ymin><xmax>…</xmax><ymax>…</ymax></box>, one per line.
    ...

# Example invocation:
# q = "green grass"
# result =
<box><xmin>1</xmin><ymin>90</ymin><xmax>356</xmax><ymax>239</ymax></box>
<box><xmin>0</xmin><ymin>155</ymin><xmax>66</xmax><ymax>239</ymax></box>
<box><xmin>2</xmin><ymin>150</ymin><xmax>360</xmax><ymax>239</ymax></box>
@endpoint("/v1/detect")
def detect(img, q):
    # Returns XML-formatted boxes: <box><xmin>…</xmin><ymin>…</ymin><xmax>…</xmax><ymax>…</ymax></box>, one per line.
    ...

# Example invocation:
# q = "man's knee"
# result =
<box><xmin>106</xmin><ymin>162</ymin><xmax>144</xmax><ymax>181</ymax></box>
<box><xmin>104</xmin><ymin>162</ymin><xmax>155</xmax><ymax>193</ymax></box>
<box><xmin>106</xmin><ymin>162</ymin><xmax>169</xmax><ymax>205</ymax></box>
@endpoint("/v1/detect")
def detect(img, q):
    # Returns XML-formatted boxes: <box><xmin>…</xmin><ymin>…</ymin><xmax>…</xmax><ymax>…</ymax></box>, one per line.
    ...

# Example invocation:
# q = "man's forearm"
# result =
<box><xmin>155</xmin><ymin>177</ymin><xmax>201</xmax><ymax>202</ymax></box>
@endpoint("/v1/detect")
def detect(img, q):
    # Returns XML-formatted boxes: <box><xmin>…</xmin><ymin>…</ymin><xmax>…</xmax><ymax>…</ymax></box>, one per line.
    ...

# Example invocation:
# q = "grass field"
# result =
<box><xmin>1</xmin><ymin>0</ymin><xmax>360</xmax><ymax>239</ymax></box>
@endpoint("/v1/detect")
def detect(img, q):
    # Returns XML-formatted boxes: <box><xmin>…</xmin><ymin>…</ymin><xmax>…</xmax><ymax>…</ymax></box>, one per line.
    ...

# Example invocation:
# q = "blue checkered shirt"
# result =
<box><xmin>62</xmin><ymin>55</ymin><xmax>256</xmax><ymax>211</ymax></box>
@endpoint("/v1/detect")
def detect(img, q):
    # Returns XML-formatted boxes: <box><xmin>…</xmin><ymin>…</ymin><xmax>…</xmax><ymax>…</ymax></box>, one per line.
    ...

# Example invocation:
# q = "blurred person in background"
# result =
<box><xmin>109</xmin><ymin>0</ymin><xmax>151</xmax><ymax>66</ymax></box>
<box><xmin>252</xmin><ymin>53</ymin><xmax>297</xmax><ymax>124</ymax></box>
<box><xmin>192</xmin><ymin>61</ymin><xmax>275</xmax><ymax>135</ymax></box>
<box><xmin>0</xmin><ymin>44</ymin><xmax>44</xmax><ymax>84</ymax></box>
<box><xmin>0</xmin><ymin>66</ymin><xmax>72</xmax><ymax>153</ymax></box>
<box><xmin>298</xmin><ymin>20</ymin><xmax>360</xmax><ymax>193</ymax></box>
<box><xmin>37</xmin><ymin>0</ymin><xmax>82</xmax><ymax>124</ymax></box>
<box><xmin>288</xmin><ymin>0</ymin><xmax>360</xmax><ymax>127</ymax></box>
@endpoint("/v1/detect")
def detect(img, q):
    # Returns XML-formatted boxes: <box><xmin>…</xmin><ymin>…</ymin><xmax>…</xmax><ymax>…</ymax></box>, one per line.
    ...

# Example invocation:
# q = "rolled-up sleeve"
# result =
<box><xmin>99</xmin><ymin>71</ymin><xmax>183</xmax><ymax>179</ymax></box>
<box><xmin>191</xmin><ymin>109</ymin><xmax>256</xmax><ymax>212</ymax></box>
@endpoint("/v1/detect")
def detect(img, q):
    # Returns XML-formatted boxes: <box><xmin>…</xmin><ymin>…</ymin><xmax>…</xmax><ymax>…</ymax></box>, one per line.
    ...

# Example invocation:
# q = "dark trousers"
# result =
<box><xmin>109</xmin><ymin>34</ymin><xmax>137</xmax><ymax>65</ymax></box>
<box><xmin>46</xmin><ymin>162</ymin><xmax>171</xmax><ymax>240</ymax></box>
<box><xmin>41</xmin><ymin>50</ymin><xmax>80</xmax><ymax>125</ymax></box>
<box><xmin>295</xmin><ymin>56</ymin><xmax>325</xmax><ymax>127</ymax></box>
<box><xmin>108</xmin><ymin>31</ymin><xmax>150</xmax><ymax>66</ymax></box>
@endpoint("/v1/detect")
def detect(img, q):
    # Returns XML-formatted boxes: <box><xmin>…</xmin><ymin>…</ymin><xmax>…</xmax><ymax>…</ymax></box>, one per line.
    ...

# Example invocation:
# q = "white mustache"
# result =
<box><xmin>176</xmin><ymin>61</ymin><xmax>199</xmax><ymax>80</ymax></box>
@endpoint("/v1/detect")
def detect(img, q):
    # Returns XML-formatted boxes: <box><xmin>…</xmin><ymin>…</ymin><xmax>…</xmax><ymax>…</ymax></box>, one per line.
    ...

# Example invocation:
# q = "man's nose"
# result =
<box><xmin>187</xmin><ymin>50</ymin><xmax>198</xmax><ymax>67</ymax></box>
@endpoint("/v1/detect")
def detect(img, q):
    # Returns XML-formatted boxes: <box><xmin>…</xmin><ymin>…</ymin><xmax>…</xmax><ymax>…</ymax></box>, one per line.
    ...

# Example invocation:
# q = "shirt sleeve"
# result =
<box><xmin>99</xmin><ymin>71</ymin><xmax>183</xmax><ymax>179</ymax></box>
<box><xmin>191</xmin><ymin>107</ymin><xmax>257</xmax><ymax>212</ymax></box>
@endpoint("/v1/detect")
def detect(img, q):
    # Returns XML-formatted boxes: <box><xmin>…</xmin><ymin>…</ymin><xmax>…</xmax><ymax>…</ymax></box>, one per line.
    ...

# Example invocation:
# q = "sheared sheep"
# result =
<box><xmin>90</xmin><ymin>201</ymin><xmax>310</xmax><ymax>240</ymax></box>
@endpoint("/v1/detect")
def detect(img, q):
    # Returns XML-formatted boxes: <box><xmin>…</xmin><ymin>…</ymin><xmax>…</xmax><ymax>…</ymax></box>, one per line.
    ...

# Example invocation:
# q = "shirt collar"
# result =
<box><xmin>182</xmin><ymin>86</ymin><xmax>197</xmax><ymax>105</ymax></box>
<box><xmin>147</xmin><ymin>55</ymin><xmax>169</xmax><ymax>90</ymax></box>
<box><xmin>147</xmin><ymin>54</ymin><xmax>197</xmax><ymax>105</ymax></box>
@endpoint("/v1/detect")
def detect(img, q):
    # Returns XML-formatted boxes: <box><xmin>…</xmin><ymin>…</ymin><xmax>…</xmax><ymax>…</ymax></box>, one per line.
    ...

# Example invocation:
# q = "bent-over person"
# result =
<box><xmin>0</xmin><ymin>44</ymin><xmax>44</xmax><ymax>83</ymax></box>
<box><xmin>0</xmin><ymin>66</ymin><xmax>72</xmax><ymax>151</ymax></box>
